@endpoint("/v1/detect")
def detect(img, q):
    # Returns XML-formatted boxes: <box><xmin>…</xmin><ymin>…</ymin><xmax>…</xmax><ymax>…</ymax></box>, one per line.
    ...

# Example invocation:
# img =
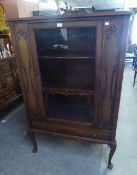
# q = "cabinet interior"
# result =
<box><xmin>34</xmin><ymin>27</ymin><xmax>96</xmax><ymax>124</ymax></box>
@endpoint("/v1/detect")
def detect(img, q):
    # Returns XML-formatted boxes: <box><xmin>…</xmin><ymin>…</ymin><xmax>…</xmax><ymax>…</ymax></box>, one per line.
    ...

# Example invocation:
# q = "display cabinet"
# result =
<box><xmin>8</xmin><ymin>11</ymin><xmax>130</xmax><ymax>168</ymax></box>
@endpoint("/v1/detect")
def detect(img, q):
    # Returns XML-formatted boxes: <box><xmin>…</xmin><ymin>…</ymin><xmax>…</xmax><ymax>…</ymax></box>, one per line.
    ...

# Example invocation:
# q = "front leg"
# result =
<box><xmin>28</xmin><ymin>130</ymin><xmax>38</xmax><ymax>153</ymax></box>
<box><xmin>108</xmin><ymin>141</ymin><xmax>117</xmax><ymax>169</ymax></box>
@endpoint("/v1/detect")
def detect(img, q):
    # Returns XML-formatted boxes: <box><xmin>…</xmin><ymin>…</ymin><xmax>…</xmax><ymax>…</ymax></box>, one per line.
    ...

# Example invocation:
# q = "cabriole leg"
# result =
<box><xmin>28</xmin><ymin>130</ymin><xmax>38</xmax><ymax>153</ymax></box>
<box><xmin>108</xmin><ymin>141</ymin><xmax>117</xmax><ymax>169</ymax></box>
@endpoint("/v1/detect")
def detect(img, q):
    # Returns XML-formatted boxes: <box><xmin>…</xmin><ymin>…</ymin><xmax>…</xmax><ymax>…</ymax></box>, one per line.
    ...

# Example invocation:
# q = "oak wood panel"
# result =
<box><xmin>32</xmin><ymin>120</ymin><xmax>112</xmax><ymax>141</ymax></box>
<box><xmin>111</xmin><ymin>17</ymin><xmax>130</xmax><ymax>141</ymax></box>
<box><xmin>31</xmin><ymin>129</ymin><xmax>111</xmax><ymax>145</ymax></box>
<box><xmin>9</xmin><ymin>23</ymin><xmax>45</xmax><ymax>121</ymax></box>
<box><xmin>7</xmin><ymin>11</ymin><xmax>130</xmax><ymax>22</ymax></box>
<box><xmin>98</xmin><ymin>19</ymin><xmax>123</xmax><ymax>130</ymax></box>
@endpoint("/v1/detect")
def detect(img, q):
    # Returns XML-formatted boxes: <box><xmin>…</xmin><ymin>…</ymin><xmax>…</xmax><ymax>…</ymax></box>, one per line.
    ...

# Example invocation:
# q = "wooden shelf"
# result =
<box><xmin>39</xmin><ymin>56</ymin><xmax>95</xmax><ymax>60</ymax></box>
<box><xmin>43</xmin><ymin>87</ymin><xmax>93</xmax><ymax>96</ymax></box>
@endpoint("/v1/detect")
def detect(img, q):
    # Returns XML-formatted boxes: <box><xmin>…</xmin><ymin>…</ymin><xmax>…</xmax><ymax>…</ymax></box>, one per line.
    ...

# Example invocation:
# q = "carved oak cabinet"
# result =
<box><xmin>8</xmin><ymin>11</ymin><xmax>130</xmax><ymax>169</ymax></box>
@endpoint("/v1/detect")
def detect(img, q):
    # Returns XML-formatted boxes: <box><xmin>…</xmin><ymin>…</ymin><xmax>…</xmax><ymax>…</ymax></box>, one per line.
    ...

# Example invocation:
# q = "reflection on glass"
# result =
<box><xmin>35</xmin><ymin>27</ymin><xmax>96</xmax><ymax>57</ymax></box>
<box><xmin>35</xmin><ymin>27</ymin><xmax>96</xmax><ymax>91</ymax></box>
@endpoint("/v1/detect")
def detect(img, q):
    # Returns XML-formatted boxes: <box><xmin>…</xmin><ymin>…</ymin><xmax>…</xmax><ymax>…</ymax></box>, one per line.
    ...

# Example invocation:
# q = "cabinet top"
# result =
<box><xmin>7</xmin><ymin>10</ymin><xmax>130</xmax><ymax>23</ymax></box>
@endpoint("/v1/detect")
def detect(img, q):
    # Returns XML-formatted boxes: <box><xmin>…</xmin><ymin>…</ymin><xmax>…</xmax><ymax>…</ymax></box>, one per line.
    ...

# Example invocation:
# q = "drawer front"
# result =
<box><xmin>33</xmin><ymin>122</ymin><xmax>112</xmax><ymax>141</ymax></box>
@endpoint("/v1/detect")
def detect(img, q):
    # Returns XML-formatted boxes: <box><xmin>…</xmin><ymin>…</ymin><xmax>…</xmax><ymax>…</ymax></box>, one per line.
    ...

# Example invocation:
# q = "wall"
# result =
<box><xmin>1</xmin><ymin>0</ymin><xmax>39</xmax><ymax>18</ymax></box>
<box><xmin>17</xmin><ymin>0</ymin><xmax>39</xmax><ymax>17</ymax></box>
<box><xmin>1</xmin><ymin>0</ymin><xmax>19</xmax><ymax>19</ymax></box>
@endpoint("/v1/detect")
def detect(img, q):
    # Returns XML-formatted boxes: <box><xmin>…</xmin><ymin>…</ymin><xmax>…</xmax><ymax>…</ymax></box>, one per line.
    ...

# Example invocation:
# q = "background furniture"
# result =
<box><xmin>8</xmin><ymin>11</ymin><xmax>130</xmax><ymax>169</ymax></box>
<box><xmin>133</xmin><ymin>66</ymin><xmax>137</xmax><ymax>86</ymax></box>
<box><xmin>133</xmin><ymin>49</ymin><xmax>137</xmax><ymax>86</ymax></box>
<box><xmin>0</xmin><ymin>56</ymin><xmax>21</xmax><ymax>112</ymax></box>
<box><xmin>125</xmin><ymin>52</ymin><xmax>137</xmax><ymax>67</ymax></box>
<box><xmin>0</xmin><ymin>2</ymin><xmax>22</xmax><ymax>114</ymax></box>
<box><xmin>125</xmin><ymin>44</ymin><xmax>137</xmax><ymax>67</ymax></box>
<box><xmin>0</xmin><ymin>34</ymin><xmax>13</xmax><ymax>56</ymax></box>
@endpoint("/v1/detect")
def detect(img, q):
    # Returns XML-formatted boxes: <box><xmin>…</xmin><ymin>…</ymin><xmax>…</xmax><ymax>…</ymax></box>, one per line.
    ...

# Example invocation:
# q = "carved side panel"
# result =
<box><xmin>98</xmin><ymin>20</ymin><xmax>123</xmax><ymax>130</ymax></box>
<box><xmin>11</xmin><ymin>23</ymin><xmax>45</xmax><ymax>121</ymax></box>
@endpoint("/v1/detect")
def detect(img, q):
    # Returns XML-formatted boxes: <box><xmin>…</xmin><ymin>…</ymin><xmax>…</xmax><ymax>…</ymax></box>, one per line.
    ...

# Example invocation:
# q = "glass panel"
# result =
<box><xmin>34</xmin><ymin>27</ymin><xmax>96</xmax><ymax>91</ymax></box>
<box><xmin>35</xmin><ymin>27</ymin><xmax>96</xmax><ymax>57</ymax></box>
<box><xmin>46</xmin><ymin>94</ymin><xmax>93</xmax><ymax>123</ymax></box>
<box><xmin>34</xmin><ymin>26</ymin><xmax>96</xmax><ymax>123</ymax></box>
<box><xmin>39</xmin><ymin>59</ymin><xmax>94</xmax><ymax>90</ymax></box>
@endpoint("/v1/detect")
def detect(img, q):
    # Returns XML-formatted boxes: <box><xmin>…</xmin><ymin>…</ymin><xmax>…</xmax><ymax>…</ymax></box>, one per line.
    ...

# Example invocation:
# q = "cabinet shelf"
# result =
<box><xmin>43</xmin><ymin>87</ymin><xmax>93</xmax><ymax>97</ymax></box>
<box><xmin>39</xmin><ymin>56</ymin><xmax>95</xmax><ymax>60</ymax></box>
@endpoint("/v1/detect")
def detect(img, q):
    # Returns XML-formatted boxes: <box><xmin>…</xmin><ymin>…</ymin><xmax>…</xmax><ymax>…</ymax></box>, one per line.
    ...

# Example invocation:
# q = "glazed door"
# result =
<box><xmin>28</xmin><ymin>20</ymin><xmax>102</xmax><ymax>127</ymax></box>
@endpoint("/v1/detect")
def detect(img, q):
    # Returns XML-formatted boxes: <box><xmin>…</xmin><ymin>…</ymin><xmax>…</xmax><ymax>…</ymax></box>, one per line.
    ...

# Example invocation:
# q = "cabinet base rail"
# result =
<box><xmin>28</xmin><ymin>128</ymin><xmax>116</xmax><ymax>169</ymax></box>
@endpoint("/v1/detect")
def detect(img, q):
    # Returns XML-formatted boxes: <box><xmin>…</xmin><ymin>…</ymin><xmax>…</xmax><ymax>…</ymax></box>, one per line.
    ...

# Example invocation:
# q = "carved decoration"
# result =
<box><xmin>105</xmin><ymin>25</ymin><xmax>121</xmax><ymax>39</ymax></box>
<box><xmin>44</xmin><ymin>87</ymin><xmax>93</xmax><ymax>97</ymax></box>
<box><xmin>43</xmin><ymin>87</ymin><xmax>93</xmax><ymax>117</ymax></box>
<box><xmin>99</xmin><ymin>23</ymin><xmax>122</xmax><ymax>129</ymax></box>
<box><xmin>16</xmin><ymin>30</ymin><xmax>27</xmax><ymax>39</ymax></box>
<box><xmin>15</xmin><ymin>25</ymin><xmax>45</xmax><ymax>120</ymax></box>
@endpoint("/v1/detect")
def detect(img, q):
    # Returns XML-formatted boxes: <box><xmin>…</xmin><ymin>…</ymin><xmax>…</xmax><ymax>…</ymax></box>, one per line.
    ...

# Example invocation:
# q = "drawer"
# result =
<box><xmin>33</xmin><ymin>121</ymin><xmax>112</xmax><ymax>141</ymax></box>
